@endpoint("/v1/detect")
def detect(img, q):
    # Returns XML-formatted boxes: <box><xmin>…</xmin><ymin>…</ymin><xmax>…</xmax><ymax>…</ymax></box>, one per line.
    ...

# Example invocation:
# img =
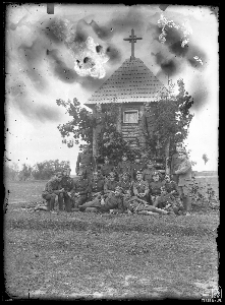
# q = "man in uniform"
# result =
<box><xmin>90</xmin><ymin>171</ymin><xmax>105</xmax><ymax>200</ymax></box>
<box><xmin>73</xmin><ymin>170</ymin><xmax>92</xmax><ymax>208</ymax></box>
<box><xmin>170</xmin><ymin>142</ymin><xmax>183</xmax><ymax>184</ymax></box>
<box><xmin>42</xmin><ymin>172</ymin><xmax>64</xmax><ymax>211</ymax></box>
<box><xmin>79</xmin><ymin>186</ymin><xmax>125</xmax><ymax>213</ymax></box>
<box><xmin>101</xmin><ymin>156</ymin><xmax>115</xmax><ymax>178</ymax></box>
<box><xmin>116</xmin><ymin>153</ymin><xmax>133</xmax><ymax>178</ymax></box>
<box><xmin>117</xmin><ymin>172</ymin><xmax>132</xmax><ymax>201</ymax></box>
<box><xmin>104</xmin><ymin>172</ymin><xmax>118</xmax><ymax>195</ymax></box>
<box><xmin>124</xmin><ymin>171</ymin><xmax>167</xmax><ymax>215</ymax></box>
<box><xmin>76</xmin><ymin>145</ymin><xmax>95</xmax><ymax>178</ymax></box>
<box><xmin>142</xmin><ymin>159</ymin><xmax>156</xmax><ymax>184</ymax></box>
<box><xmin>60</xmin><ymin>168</ymin><xmax>74</xmax><ymax>212</ymax></box>
<box><xmin>132</xmin><ymin>154</ymin><xmax>145</xmax><ymax>179</ymax></box>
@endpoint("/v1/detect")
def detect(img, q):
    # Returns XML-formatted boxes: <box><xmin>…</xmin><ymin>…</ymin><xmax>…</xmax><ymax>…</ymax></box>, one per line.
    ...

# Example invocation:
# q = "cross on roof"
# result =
<box><xmin>124</xmin><ymin>29</ymin><xmax>142</xmax><ymax>60</ymax></box>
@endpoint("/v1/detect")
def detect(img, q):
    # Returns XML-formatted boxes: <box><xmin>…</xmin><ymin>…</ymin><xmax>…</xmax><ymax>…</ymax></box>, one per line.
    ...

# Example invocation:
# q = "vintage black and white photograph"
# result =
<box><xmin>4</xmin><ymin>4</ymin><xmax>219</xmax><ymax>300</ymax></box>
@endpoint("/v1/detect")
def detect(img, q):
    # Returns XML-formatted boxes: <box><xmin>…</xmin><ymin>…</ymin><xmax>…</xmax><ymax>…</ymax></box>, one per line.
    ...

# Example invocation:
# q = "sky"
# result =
<box><xmin>5</xmin><ymin>4</ymin><xmax>219</xmax><ymax>174</ymax></box>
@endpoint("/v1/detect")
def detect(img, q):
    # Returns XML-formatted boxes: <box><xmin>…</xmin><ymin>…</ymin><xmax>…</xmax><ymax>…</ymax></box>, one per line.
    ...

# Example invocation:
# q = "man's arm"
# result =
<box><xmin>175</xmin><ymin>160</ymin><xmax>192</xmax><ymax>175</ymax></box>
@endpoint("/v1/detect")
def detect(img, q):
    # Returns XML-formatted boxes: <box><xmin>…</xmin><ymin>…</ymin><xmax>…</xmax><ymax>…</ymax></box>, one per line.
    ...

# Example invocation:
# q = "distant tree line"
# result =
<box><xmin>4</xmin><ymin>160</ymin><xmax>70</xmax><ymax>181</ymax></box>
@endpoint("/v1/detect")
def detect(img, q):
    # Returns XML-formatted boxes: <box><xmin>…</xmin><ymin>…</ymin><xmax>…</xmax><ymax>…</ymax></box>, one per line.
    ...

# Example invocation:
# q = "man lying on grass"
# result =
<box><xmin>79</xmin><ymin>185</ymin><xmax>125</xmax><ymax>213</ymax></box>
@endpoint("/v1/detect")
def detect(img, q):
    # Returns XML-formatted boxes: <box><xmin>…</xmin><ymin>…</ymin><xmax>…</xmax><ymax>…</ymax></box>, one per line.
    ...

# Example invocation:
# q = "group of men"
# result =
<box><xmin>42</xmin><ymin>141</ymin><xmax>193</xmax><ymax>216</ymax></box>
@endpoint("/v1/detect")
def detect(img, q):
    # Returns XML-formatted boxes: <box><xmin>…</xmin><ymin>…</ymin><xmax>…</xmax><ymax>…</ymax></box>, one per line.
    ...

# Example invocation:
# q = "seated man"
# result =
<box><xmin>60</xmin><ymin>168</ymin><xmax>74</xmax><ymax>212</ymax></box>
<box><xmin>104</xmin><ymin>172</ymin><xmax>118</xmax><ymax>195</ymax></box>
<box><xmin>90</xmin><ymin>171</ymin><xmax>105</xmax><ymax>200</ymax></box>
<box><xmin>154</xmin><ymin>175</ymin><xmax>184</xmax><ymax>215</ymax></box>
<box><xmin>42</xmin><ymin>172</ymin><xmax>65</xmax><ymax>211</ymax></box>
<box><xmin>149</xmin><ymin>171</ymin><xmax>163</xmax><ymax>206</ymax></box>
<box><xmin>130</xmin><ymin>171</ymin><xmax>150</xmax><ymax>203</ymax></box>
<box><xmin>79</xmin><ymin>186</ymin><xmax>125</xmax><ymax>213</ymax></box>
<box><xmin>117</xmin><ymin>172</ymin><xmax>132</xmax><ymax>201</ymax></box>
<box><xmin>72</xmin><ymin>170</ymin><xmax>92</xmax><ymax>208</ymax></box>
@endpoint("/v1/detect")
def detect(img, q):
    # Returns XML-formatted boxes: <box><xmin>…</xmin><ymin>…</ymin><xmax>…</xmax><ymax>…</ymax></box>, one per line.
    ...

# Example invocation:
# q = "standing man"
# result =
<box><xmin>116</xmin><ymin>153</ymin><xmax>133</xmax><ymax>178</ymax></box>
<box><xmin>174</xmin><ymin>150</ymin><xmax>193</xmax><ymax>216</ymax></box>
<box><xmin>171</xmin><ymin>142</ymin><xmax>183</xmax><ymax>184</ymax></box>
<box><xmin>42</xmin><ymin>172</ymin><xmax>64</xmax><ymax>211</ymax></box>
<box><xmin>76</xmin><ymin>145</ymin><xmax>95</xmax><ymax>178</ymax></box>
<box><xmin>60</xmin><ymin>168</ymin><xmax>74</xmax><ymax>212</ymax></box>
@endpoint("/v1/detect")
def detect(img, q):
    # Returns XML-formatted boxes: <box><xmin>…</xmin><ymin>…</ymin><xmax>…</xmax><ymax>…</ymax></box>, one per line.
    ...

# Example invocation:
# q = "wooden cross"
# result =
<box><xmin>124</xmin><ymin>29</ymin><xmax>142</xmax><ymax>59</ymax></box>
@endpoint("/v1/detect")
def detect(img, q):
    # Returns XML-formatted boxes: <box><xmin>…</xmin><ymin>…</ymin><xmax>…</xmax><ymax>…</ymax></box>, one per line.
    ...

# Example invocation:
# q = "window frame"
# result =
<box><xmin>123</xmin><ymin>109</ymin><xmax>139</xmax><ymax>124</ymax></box>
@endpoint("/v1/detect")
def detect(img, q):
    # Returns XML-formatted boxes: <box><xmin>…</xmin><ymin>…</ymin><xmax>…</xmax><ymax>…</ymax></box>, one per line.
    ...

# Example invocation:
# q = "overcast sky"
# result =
<box><xmin>5</xmin><ymin>4</ymin><xmax>218</xmax><ymax>174</ymax></box>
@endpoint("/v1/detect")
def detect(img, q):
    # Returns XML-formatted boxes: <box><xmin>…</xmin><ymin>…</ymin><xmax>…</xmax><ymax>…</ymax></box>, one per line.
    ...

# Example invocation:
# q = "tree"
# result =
<box><xmin>32</xmin><ymin>160</ymin><xmax>70</xmax><ymax>180</ymax></box>
<box><xmin>141</xmin><ymin>79</ymin><xmax>194</xmax><ymax>172</ymax></box>
<box><xmin>18</xmin><ymin>164</ymin><xmax>33</xmax><ymax>181</ymax></box>
<box><xmin>56</xmin><ymin>98</ymin><xmax>132</xmax><ymax>166</ymax></box>
<box><xmin>4</xmin><ymin>162</ymin><xmax>19</xmax><ymax>181</ymax></box>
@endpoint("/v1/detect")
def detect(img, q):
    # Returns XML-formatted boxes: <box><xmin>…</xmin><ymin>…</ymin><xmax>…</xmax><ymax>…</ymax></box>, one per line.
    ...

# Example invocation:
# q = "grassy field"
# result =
<box><xmin>4</xmin><ymin>178</ymin><xmax>219</xmax><ymax>300</ymax></box>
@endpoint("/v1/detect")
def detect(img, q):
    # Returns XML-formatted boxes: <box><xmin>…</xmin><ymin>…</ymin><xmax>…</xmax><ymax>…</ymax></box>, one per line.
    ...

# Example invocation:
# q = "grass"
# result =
<box><xmin>4</xmin><ymin>178</ymin><xmax>220</xmax><ymax>300</ymax></box>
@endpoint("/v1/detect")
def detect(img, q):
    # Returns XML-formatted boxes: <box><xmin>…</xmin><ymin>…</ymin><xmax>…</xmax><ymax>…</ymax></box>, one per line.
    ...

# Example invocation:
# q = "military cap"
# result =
<box><xmin>136</xmin><ymin>170</ymin><xmax>143</xmax><ymax>175</ymax></box>
<box><xmin>153</xmin><ymin>171</ymin><xmax>161</xmax><ymax>177</ymax></box>
<box><xmin>108</xmin><ymin>171</ymin><xmax>116</xmax><ymax>177</ymax></box>
<box><xmin>55</xmin><ymin>172</ymin><xmax>63</xmax><ymax>178</ymax></box>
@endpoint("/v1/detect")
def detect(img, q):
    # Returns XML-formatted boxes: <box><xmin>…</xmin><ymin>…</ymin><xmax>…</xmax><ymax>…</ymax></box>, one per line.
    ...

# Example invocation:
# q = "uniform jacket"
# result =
<box><xmin>117</xmin><ymin>161</ymin><xmax>133</xmax><ymax>176</ymax></box>
<box><xmin>73</xmin><ymin>178</ymin><xmax>92</xmax><ymax>195</ymax></box>
<box><xmin>76</xmin><ymin>150</ymin><xmax>95</xmax><ymax>174</ymax></box>
<box><xmin>101</xmin><ymin>193</ymin><xmax>124</xmax><ymax>212</ymax></box>
<box><xmin>104</xmin><ymin>180</ymin><xmax>118</xmax><ymax>193</ymax></box>
<box><xmin>43</xmin><ymin>177</ymin><xmax>61</xmax><ymax>194</ymax></box>
<box><xmin>142</xmin><ymin>168</ymin><xmax>156</xmax><ymax>183</ymax></box>
<box><xmin>91</xmin><ymin>178</ymin><xmax>105</xmax><ymax>194</ymax></box>
<box><xmin>118</xmin><ymin>179</ymin><xmax>132</xmax><ymax>194</ymax></box>
<box><xmin>149</xmin><ymin>181</ymin><xmax>163</xmax><ymax>196</ymax></box>
<box><xmin>60</xmin><ymin>176</ymin><xmax>74</xmax><ymax>192</ymax></box>
<box><xmin>175</xmin><ymin>159</ymin><xmax>193</xmax><ymax>187</ymax></box>
<box><xmin>132</xmin><ymin>180</ymin><xmax>149</xmax><ymax>196</ymax></box>
<box><xmin>100</xmin><ymin>163</ymin><xmax>115</xmax><ymax>177</ymax></box>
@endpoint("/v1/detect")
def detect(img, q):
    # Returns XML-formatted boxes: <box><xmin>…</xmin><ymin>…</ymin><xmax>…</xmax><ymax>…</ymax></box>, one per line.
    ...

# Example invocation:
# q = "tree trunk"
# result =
<box><xmin>165</xmin><ymin>137</ymin><xmax>170</xmax><ymax>174</ymax></box>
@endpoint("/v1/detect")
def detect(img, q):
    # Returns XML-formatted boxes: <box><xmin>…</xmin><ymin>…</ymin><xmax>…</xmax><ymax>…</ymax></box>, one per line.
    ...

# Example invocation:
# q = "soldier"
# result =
<box><xmin>171</xmin><ymin>142</ymin><xmax>183</xmax><ymax>184</ymax></box>
<box><xmin>100</xmin><ymin>156</ymin><xmax>115</xmax><ymax>178</ymax></box>
<box><xmin>117</xmin><ymin>172</ymin><xmax>132</xmax><ymax>201</ymax></box>
<box><xmin>132</xmin><ymin>154</ymin><xmax>145</xmax><ymax>179</ymax></box>
<box><xmin>90</xmin><ymin>171</ymin><xmax>105</xmax><ymax>200</ymax></box>
<box><xmin>142</xmin><ymin>159</ymin><xmax>156</xmax><ymax>184</ymax></box>
<box><xmin>154</xmin><ymin>175</ymin><xmax>183</xmax><ymax>215</ymax></box>
<box><xmin>124</xmin><ymin>172</ymin><xmax>167</xmax><ymax>215</ymax></box>
<box><xmin>80</xmin><ymin>186</ymin><xmax>125</xmax><ymax>213</ymax></box>
<box><xmin>104</xmin><ymin>172</ymin><xmax>118</xmax><ymax>195</ymax></box>
<box><xmin>116</xmin><ymin>153</ymin><xmax>133</xmax><ymax>177</ymax></box>
<box><xmin>130</xmin><ymin>171</ymin><xmax>149</xmax><ymax>202</ymax></box>
<box><xmin>149</xmin><ymin>171</ymin><xmax>164</xmax><ymax>206</ymax></box>
<box><xmin>76</xmin><ymin>145</ymin><xmax>95</xmax><ymax>178</ymax></box>
<box><xmin>60</xmin><ymin>168</ymin><xmax>74</xmax><ymax>212</ymax></box>
<box><xmin>42</xmin><ymin>172</ymin><xmax>64</xmax><ymax>211</ymax></box>
<box><xmin>174</xmin><ymin>150</ymin><xmax>193</xmax><ymax>216</ymax></box>
<box><xmin>73</xmin><ymin>170</ymin><xmax>92</xmax><ymax>208</ymax></box>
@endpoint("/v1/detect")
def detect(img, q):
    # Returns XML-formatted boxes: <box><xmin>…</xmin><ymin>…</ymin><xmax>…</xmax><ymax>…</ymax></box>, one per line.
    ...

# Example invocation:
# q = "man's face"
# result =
<box><xmin>115</xmin><ymin>189</ymin><xmax>121</xmax><ymax>196</ymax></box>
<box><xmin>136</xmin><ymin>173</ymin><xmax>142</xmax><ymax>181</ymax></box>
<box><xmin>104</xmin><ymin>158</ymin><xmax>109</xmax><ymax>164</ymax></box>
<box><xmin>176</xmin><ymin>143</ymin><xmax>183</xmax><ymax>153</ymax></box>
<box><xmin>122</xmin><ymin>156</ymin><xmax>127</xmax><ymax>162</ymax></box>
<box><xmin>135</xmin><ymin>158</ymin><xmax>140</xmax><ymax>163</ymax></box>
<box><xmin>123</xmin><ymin>174</ymin><xmax>129</xmax><ymax>181</ymax></box>
<box><xmin>62</xmin><ymin>170</ymin><xmax>67</xmax><ymax>177</ymax></box>
<box><xmin>57</xmin><ymin>176</ymin><xmax>62</xmax><ymax>182</ymax></box>
<box><xmin>178</xmin><ymin>152</ymin><xmax>186</xmax><ymax>160</ymax></box>
<box><xmin>147</xmin><ymin>162</ymin><xmax>154</xmax><ymax>169</ymax></box>
<box><xmin>109</xmin><ymin>176</ymin><xmax>115</xmax><ymax>182</ymax></box>
<box><xmin>153</xmin><ymin>175</ymin><xmax>159</xmax><ymax>182</ymax></box>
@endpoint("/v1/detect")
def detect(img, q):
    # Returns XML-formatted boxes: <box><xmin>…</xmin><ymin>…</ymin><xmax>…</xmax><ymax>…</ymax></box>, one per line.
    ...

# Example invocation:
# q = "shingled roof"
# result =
<box><xmin>84</xmin><ymin>58</ymin><xmax>166</xmax><ymax>106</ymax></box>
